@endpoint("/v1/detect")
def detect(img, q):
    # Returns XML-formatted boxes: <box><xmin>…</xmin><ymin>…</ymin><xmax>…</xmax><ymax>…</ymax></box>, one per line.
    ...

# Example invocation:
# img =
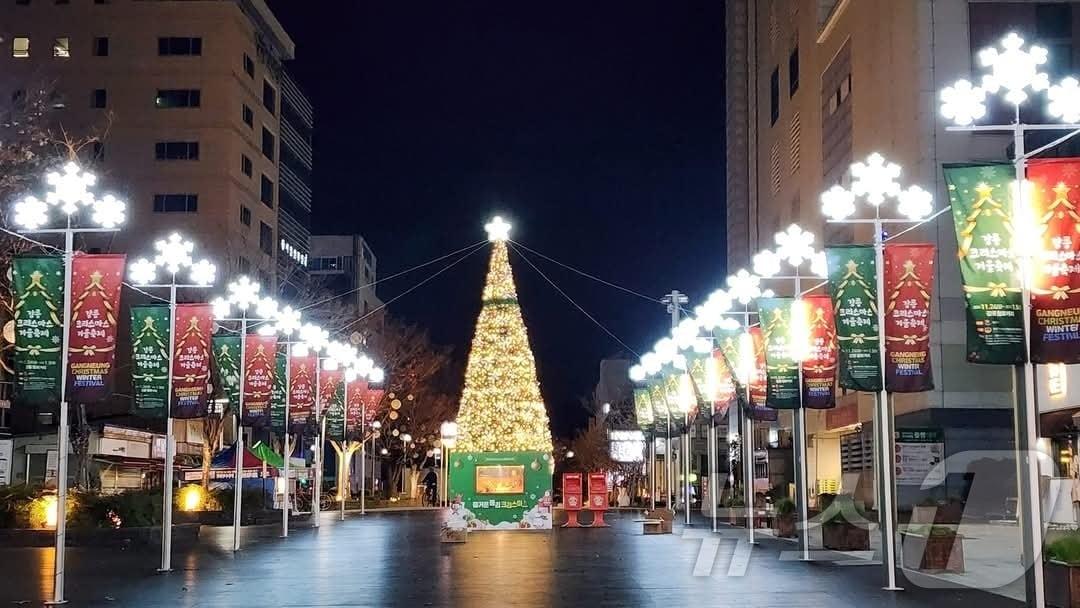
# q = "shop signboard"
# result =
<box><xmin>895</xmin><ymin>428</ymin><xmax>945</xmax><ymax>486</ymax></box>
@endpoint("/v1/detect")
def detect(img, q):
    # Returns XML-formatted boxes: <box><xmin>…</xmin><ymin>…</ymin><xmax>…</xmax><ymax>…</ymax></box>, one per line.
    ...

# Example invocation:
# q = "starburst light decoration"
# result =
<box><xmin>820</xmin><ymin>184</ymin><xmax>857</xmax><ymax>220</ymax></box>
<box><xmin>1048</xmin><ymin>76</ymin><xmax>1080</xmax><ymax>123</ymax></box>
<box><xmin>46</xmin><ymin>162</ymin><xmax>97</xmax><ymax>214</ymax></box>
<box><xmin>226</xmin><ymin>276</ymin><xmax>261</xmax><ymax>310</ymax></box>
<box><xmin>978</xmin><ymin>32</ymin><xmax>1048</xmax><ymax>105</ymax></box>
<box><xmin>752</xmin><ymin>249</ymin><xmax>783</xmax><ymax>278</ymax></box>
<box><xmin>939</xmin><ymin>79</ymin><xmax>987</xmax><ymax>127</ymax></box>
<box><xmin>484</xmin><ymin>215</ymin><xmax>512</xmax><ymax>242</ymax></box>
<box><xmin>14</xmin><ymin>162</ymin><xmax>127</xmax><ymax>231</ymax></box>
<box><xmin>850</xmin><ymin>153</ymin><xmax>901</xmax><ymax>206</ymax></box>
<box><xmin>129</xmin><ymin>233</ymin><xmax>216</xmax><ymax>286</ymax></box>
<box><xmin>775</xmin><ymin>224</ymin><xmax>817</xmax><ymax>267</ymax></box>
<box><xmin>154</xmin><ymin>233</ymin><xmax>194</xmax><ymax>275</ymax></box>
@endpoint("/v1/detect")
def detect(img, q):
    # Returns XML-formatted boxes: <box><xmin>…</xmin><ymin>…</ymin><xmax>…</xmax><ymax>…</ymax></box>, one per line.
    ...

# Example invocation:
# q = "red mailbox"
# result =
<box><xmin>588</xmin><ymin>471</ymin><xmax>610</xmax><ymax>527</ymax></box>
<box><xmin>562</xmin><ymin>473</ymin><xmax>584</xmax><ymax>528</ymax></box>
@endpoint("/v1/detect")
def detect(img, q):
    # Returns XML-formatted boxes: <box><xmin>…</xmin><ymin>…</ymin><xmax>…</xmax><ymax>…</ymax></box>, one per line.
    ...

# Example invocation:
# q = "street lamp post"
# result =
<box><xmin>128</xmin><ymin>233</ymin><xmax>216</xmax><ymax>572</ymax></box>
<box><xmin>937</xmin><ymin>32</ymin><xmax>1080</xmax><ymax>607</ymax></box>
<box><xmin>371</xmin><ymin>420</ymin><xmax>382</xmax><ymax>499</ymax></box>
<box><xmin>13</xmin><ymin>162</ymin><xmax>126</xmax><ymax>605</ymax></box>
<box><xmin>263</xmin><ymin>309</ymin><xmax>303</xmax><ymax>539</ymax></box>
<box><xmin>211</xmin><ymin>279</ymin><xmax>285</xmax><ymax>551</ymax></box>
<box><xmin>821</xmin><ymin>152</ymin><xmax>936</xmax><ymax>591</ymax></box>
<box><xmin>441</xmin><ymin>421</ymin><xmax>458</xmax><ymax>506</ymax></box>
<box><xmin>400</xmin><ymin>433</ymin><xmax>413</xmax><ymax>496</ymax></box>
<box><xmin>752</xmin><ymin>224</ymin><xmax>828</xmax><ymax>562</ymax></box>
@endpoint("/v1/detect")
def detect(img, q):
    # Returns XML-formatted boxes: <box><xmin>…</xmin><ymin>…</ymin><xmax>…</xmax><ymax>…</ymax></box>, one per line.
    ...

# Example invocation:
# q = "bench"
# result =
<box><xmin>642</xmin><ymin>508</ymin><xmax>674</xmax><ymax>535</ymax></box>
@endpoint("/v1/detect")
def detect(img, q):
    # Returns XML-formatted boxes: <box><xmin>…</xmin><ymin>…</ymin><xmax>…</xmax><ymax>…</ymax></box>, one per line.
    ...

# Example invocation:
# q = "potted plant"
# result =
<box><xmin>726</xmin><ymin>493</ymin><xmax>746</xmax><ymax>527</ymax></box>
<box><xmin>772</xmin><ymin>496</ymin><xmax>796</xmax><ymax>538</ymax></box>
<box><xmin>900</xmin><ymin>524</ymin><xmax>964</xmax><ymax>573</ymax></box>
<box><xmin>820</xmin><ymin>495</ymin><xmax>870</xmax><ymax>551</ymax></box>
<box><xmin>1046</xmin><ymin>532</ymin><xmax>1080</xmax><ymax>608</ymax></box>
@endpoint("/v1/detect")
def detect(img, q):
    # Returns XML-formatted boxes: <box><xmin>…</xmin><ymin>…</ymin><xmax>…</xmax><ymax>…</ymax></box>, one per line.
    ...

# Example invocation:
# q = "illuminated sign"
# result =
<box><xmin>1048</xmin><ymin>363</ymin><xmax>1068</xmax><ymax>398</ymax></box>
<box><xmin>475</xmin><ymin>465</ymin><xmax>525</xmax><ymax>494</ymax></box>
<box><xmin>609</xmin><ymin>430</ymin><xmax>646</xmax><ymax>463</ymax></box>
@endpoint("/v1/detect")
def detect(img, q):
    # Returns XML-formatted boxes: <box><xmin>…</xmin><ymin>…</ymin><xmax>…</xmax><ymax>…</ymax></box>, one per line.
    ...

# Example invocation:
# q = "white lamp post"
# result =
<box><xmin>821</xmin><ymin>152</ymin><xmax>935</xmax><ymax>591</ymax></box>
<box><xmin>128</xmin><ymin>233</ymin><xmax>216</xmax><ymax>572</ymax></box>
<box><xmin>13</xmin><ymin>162</ymin><xmax>126</xmax><ymax>605</ymax></box>
<box><xmin>752</xmin><ymin>223</ymin><xmax>827</xmax><ymax>562</ymax></box>
<box><xmin>212</xmin><ymin>277</ymin><xmax>285</xmax><ymax>551</ymax></box>
<box><xmin>938</xmin><ymin>32</ymin><xmax>1080</xmax><ymax>607</ymax></box>
<box><xmin>400</xmin><ymin>433</ymin><xmax>413</xmax><ymax>496</ymax></box>
<box><xmin>260</xmin><ymin>306</ymin><xmax>302</xmax><ymax>539</ymax></box>
<box><xmin>295</xmin><ymin>322</ymin><xmax>330</xmax><ymax>527</ymax></box>
<box><xmin>361</xmin><ymin>365</ymin><xmax>384</xmax><ymax>515</ymax></box>
<box><xmin>440</xmin><ymin>420</ymin><xmax>458</xmax><ymax>506</ymax></box>
<box><xmin>371</xmin><ymin>420</ymin><xmax>382</xmax><ymax>498</ymax></box>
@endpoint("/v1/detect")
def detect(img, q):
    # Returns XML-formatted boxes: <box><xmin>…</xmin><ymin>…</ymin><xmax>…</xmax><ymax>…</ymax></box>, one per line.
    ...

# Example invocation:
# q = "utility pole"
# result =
<box><xmin>661</xmin><ymin>290</ymin><xmax>689</xmax><ymax>522</ymax></box>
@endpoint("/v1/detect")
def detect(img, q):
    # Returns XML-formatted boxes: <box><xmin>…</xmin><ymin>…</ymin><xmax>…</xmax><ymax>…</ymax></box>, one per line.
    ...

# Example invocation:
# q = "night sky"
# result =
<box><xmin>267</xmin><ymin>2</ymin><xmax>727</xmax><ymax>438</ymax></box>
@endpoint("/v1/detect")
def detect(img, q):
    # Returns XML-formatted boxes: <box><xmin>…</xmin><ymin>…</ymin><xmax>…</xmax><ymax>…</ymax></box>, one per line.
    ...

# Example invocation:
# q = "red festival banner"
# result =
<box><xmin>708</xmin><ymin>348</ymin><xmax>738</xmax><ymax>422</ymax></box>
<box><xmin>287</xmin><ymin>353</ymin><xmax>316</xmax><ymax>432</ymax></box>
<box><xmin>802</xmin><ymin>295</ymin><xmax>838</xmax><ymax>409</ymax></box>
<box><xmin>67</xmin><ymin>254</ymin><xmax>125</xmax><ymax>402</ymax></box>
<box><xmin>318</xmin><ymin>368</ymin><xmax>343</xmax><ymax>418</ymax></box>
<box><xmin>883</xmin><ymin>244</ymin><xmax>936</xmax><ymax>393</ymax></box>
<box><xmin>345</xmin><ymin>379</ymin><xmax>366</xmax><ymax>439</ymax></box>
<box><xmin>361</xmin><ymin>387</ymin><xmax>385</xmax><ymax>426</ymax></box>
<box><xmin>171</xmin><ymin>304</ymin><xmax>213</xmax><ymax>418</ymax></box>
<box><xmin>748</xmin><ymin>327</ymin><xmax>778</xmax><ymax>421</ymax></box>
<box><xmin>1026</xmin><ymin>159</ymin><xmax>1080</xmax><ymax>363</ymax></box>
<box><xmin>242</xmin><ymin>335</ymin><xmax>276</xmax><ymax>427</ymax></box>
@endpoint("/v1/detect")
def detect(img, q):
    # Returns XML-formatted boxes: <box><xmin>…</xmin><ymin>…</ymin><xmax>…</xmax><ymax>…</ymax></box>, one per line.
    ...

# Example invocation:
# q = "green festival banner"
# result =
<box><xmin>944</xmin><ymin>164</ymin><xmax>1026</xmax><ymax>364</ymax></box>
<box><xmin>802</xmin><ymin>295</ymin><xmax>838</xmax><ymax>409</ymax></box>
<box><xmin>825</xmin><ymin>246</ymin><xmax>883</xmax><ymax>391</ymax></box>
<box><xmin>633</xmin><ymin>387</ymin><xmax>655</xmax><ymax>432</ymax></box>
<box><xmin>242</xmin><ymin>335</ymin><xmax>276</xmax><ymax>427</ymax></box>
<box><xmin>130</xmin><ymin>305</ymin><xmax>170</xmax><ymax>417</ymax></box>
<box><xmin>287</xmin><ymin>352</ymin><xmax>316</xmax><ymax>433</ymax></box>
<box><xmin>662</xmin><ymin>369</ymin><xmax>687</xmax><ymax>434</ymax></box>
<box><xmin>212</xmin><ymin>336</ymin><xmax>241</xmax><ymax>416</ymax></box>
<box><xmin>270</xmin><ymin>348</ymin><xmax>287</xmax><ymax>433</ymax></box>
<box><xmin>685</xmin><ymin>350</ymin><xmax>709</xmax><ymax>420</ymax></box>
<box><xmin>319</xmin><ymin>367</ymin><xmax>344</xmax><ymax>419</ymax></box>
<box><xmin>707</xmin><ymin>348</ymin><xmax>738</xmax><ymax>422</ymax></box>
<box><xmin>884</xmin><ymin>244</ymin><xmax>936</xmax><ymax>393</ymax></box>
<box><xmin>323</xmin><ymin>371</ymin><xmax>346</xmax><ymax>440</ymax></box>
<box><xmin>758</xmin><ymin>297</ymin><xmax>800</xmax><ymax>409</ymax></box>
<box><xmin>12</xmin><ymin>256</ymin><xmax>64</xmax><ymax>406</ymax></box>
<box><xmin>1026</xmin><ymin>159</ymin><xmax>1080</xmax><ymax>363</ymax></box>
<box><xmin>748</xmin><ymin>326</ymin><xmax>777</xmax><ymax>421</ymax></box>
<box><xmin>171</xmin><ymin>304</ymin><xmax>213</xmax><ymax>418</ymax></box>
<box><xmin>648</xmin><ymin>378</ymin><xmax>669</xmax><ymax>429</ymax></box>
<box><xmin>67</xmin><ymin>254</ymin><xmax>125</xmax><ymax>402</ymax></box>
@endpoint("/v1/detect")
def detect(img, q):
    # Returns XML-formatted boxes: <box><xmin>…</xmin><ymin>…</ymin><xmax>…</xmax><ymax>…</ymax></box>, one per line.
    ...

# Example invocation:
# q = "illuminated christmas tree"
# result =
<box><xmin>455</xmin><ymin>217</ymin><xmax>553</xmax><ymax>453</ymax></box>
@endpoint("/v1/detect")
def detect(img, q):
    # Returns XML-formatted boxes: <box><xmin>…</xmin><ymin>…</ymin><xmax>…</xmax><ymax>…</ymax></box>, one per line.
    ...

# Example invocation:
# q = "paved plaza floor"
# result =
<box><xmin>0</xmin><ymin>509</ymin><xmax>1027</xmax><ymax>607</ymax></box>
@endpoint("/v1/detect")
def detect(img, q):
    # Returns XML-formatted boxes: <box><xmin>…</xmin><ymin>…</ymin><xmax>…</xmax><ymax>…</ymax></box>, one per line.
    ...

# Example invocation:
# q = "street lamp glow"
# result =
<box><xmin>673</xmin><ymin>317</ymin><xmax>701</xmax><ymax>349</ymax></box>
<box><xmin>368</xmin><ymin>367</ymin><xmax>385</xmax><ymax>384</ymax></box>
<box><xmin>485</xmin><ymin>216</ymin><xmax>512</xmax><ymax>242</ymax></box>
<box><xmin>299</xmin><ymin>323</ymin><xmax>329</xmax><ymax>352</ymax></box>
<box><xmin>850</xmin><ymin>152</ymin><xmax>902</xmax><ymax>205</ymax></box>
<box><xmin>692</xmin><ymin>337</ymin><xmax>712</xmax><ymax>355</ymax></box>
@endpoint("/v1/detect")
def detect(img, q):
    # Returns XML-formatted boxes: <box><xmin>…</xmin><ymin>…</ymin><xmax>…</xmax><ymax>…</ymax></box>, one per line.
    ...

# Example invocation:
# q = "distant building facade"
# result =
<box><xmin>309</xmin><ymin>234</ymin><xmax>383</xmax><ymax>321</ymax></box>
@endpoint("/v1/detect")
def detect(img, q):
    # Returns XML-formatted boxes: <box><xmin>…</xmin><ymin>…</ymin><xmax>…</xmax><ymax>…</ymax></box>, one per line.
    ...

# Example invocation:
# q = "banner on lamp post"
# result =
<box><xmin>287</xmin><ymin>353</ymin><xmax>316</xmax><ymax>434</ymax></box>
<box><xmin>758</xmin><ymin>297</ymin><xmax>800</xmax><ymax>409</ymax></box>
<box><xmin>12</xmin><ymin>256</ymin><xmax>64</xmax><ymax>407</ymax></box>
<box><xmin>944</xmin><ymin>164</ymin><xmax>1027</xmax><ymax>364</ymax></box>
<box><xmin>633</xmin><ymin>387</ymin><xmax>655</xmax><ymax>432</ymax></box>
<box><xmin>662</xmin><ymin>370</ymin><xmax>687</xmax><ymax>434</ymax></box>
<box><xmin>324</xmin><ymin>376</ymin><xmax>346</xmax><ymax>441</ymax></box>
<box><xmin>67</xmin><ymin>254</ymin><xmax>125</xmax><ymax>402</ymax></box>
<box><xmin>360</xmin><ymin>386</ymin><xmax>384</xmax><ymax>427</ymax></box>
<box><xmin>801</xmin><ymin>295</ymin><xmax>838</xmax><ymax>409</ymax></box>
<box><xmin>709</xmin><ymin>348</ymin><xmax>739</xmax><ymax>422</ymax></box>
<box><xmin>211</xmin><ymin>336</ymin><xmax>241</xmax><ymax>417</ymax></box>
<box><xmin>130</xmin><ymin>305</ymin><xmax>170</xmax><ymax>417</ymax></box>
<box><xmin>270</xmin><ymin>348</ymin><xmax>287</xmax><ymax>433</ymax></box>
<box><xmin>648</xmin><ymin>377</ymin><xmax>669</xmax><ymax>428</ymax></box>
<box><xmin>825</xmin><ymin>246</ymin><xmax>883</xmax><ymax>391</ymax></box>
<box><xmin>242</xmin><ymin>335</ymin><xmax>276</xmax><ymax>427</ymax></box>
<box><xmin>748</xmin><ymin>326</ymin><xmax>777</xmax><ymax>421</ymax></box>
<box><xmin>685</xmin><ymin>350</ymin><xmax>708</xmax><ymax>421</ymax></box>
<box><xmin>318</xmin><ymin>368</ymin><xmax>343</xmax><ymax>419</ymax></box>
<box><xmin>883</xmin><ymin>244</ymin><xmax>936</xmax><ymax>393</ymax></box>
<box><xmin>171</xmin><ymin>304</ymin><xmax>213</xmax><ymax>418</ymax></box>
<box><xmin>345</xmin><ymin>380</ymin><xmax>366</xmax><ymax>440</ymax></box>
<box><xmin>1026</xmin><ymin>159</ymin><xmax>1080</xmax><ymax>363</ymax></box>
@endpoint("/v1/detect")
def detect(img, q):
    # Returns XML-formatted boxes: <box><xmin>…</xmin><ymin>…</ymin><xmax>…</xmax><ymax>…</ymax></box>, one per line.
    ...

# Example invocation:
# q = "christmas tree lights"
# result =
<box><xmin>455</xmin><ymin>221</ymin><xmax>553</xmax><ymax>453</ymax></box>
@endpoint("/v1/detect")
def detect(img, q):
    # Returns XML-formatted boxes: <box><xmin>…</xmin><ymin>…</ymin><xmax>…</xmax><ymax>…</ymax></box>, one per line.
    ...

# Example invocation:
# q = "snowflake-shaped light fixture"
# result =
<box><xmin>226</xmin><ymin>276</ymin><xmax>261</xmax><ymax>310</ymax></box>
<box><xmin>154</xmin><ymin>233</ymin><xmax>195</xmax><ymax>275</ymax></box>
<box><xmin>368</xmin><ymin>367</ymin><xmax>386</xmax><ymax>384</ymax></box>
<box><xmin>628</xmin><ymin>364</ymin><xmax>646</xmax><ymax>382</ymax></box>
<box><xmin>128</xmin><ymin>259</ymin><xmax>157</xmax><ymax>286</ymax></box>
<box><xmin>45</xmin><ymin>162</ymin><xmax>97</xmax><ymax>214</ymax></box>
<box><xmin>91</xmin><ymin>194</ymin><xmax>126</xmax><ymax>228</ymax></box>
<box><xmin>774</xmin><ymin>224</ymin><xmax>817</xmax><ymax>267</ymax></box>
<box><xmin>673</xmin><ymin>317</ymin><xmax>702</xmax><ymax>350</ymax></box>
<box><xmin>978</xmin><ymin>32</ymin><xmax>1049</xmax><ymax>105</ymax></box>
<box><xmin>188</xmin><ymin>260</ymin><xmax>217</xmax><ymax>286</ymax></box>
<box><xmin>726</xmin><ymin>269</ymin><xmax>762</xmax><ymax>305</ymax></box>
<box><xmin>939</xmin><ymin>79</ymin><xmax>988</xmax><ymax>126</ymax></box>
<box><xmin>13</xmin><ymin>196</ymin><xmax>49</xmax><ymax>230</ymax></box>
<box><xmin>850</xmin><ymin>153</ymin><xmax>902</xmax><ymax>206</ymax></box>
<box><xmin>810</xmin><ymin>251</ymin><xmax>828</xmax><ymax>278</ymax></box>
<box><xmin>211</xmin><ymin>297</ymin><xmax>233</xmax><ymax>320</ymax></box>
<box><xmin>1048</xmin><ymin>76</ymin><xmax>1080</xmax><ymax>123</ymax></box>
<box><xmin>255</xmin><ymin>297</ymin><xmax>280</xmax><ymax>320</ymax></box>
<box><xmin>897</xmin><ymin>185</ymin><xmax>934</xmax><ymax>220</ymax></box>
<box><xmin>129</xmin><ymin>232</ymin><xmax>215</xmax><ymax>286</ymax></box>
<box><xmin>654</xmin><ymin>337</ymin><xmax>678</xmax><ymax>363</ymax></box>
<box><xmin>820</xmin><ymin>184</ymin><xmax>857</xmax><ymax>221</ymax></box>
<box><xmin>299</xmin><ymin>323</ymin><xmax>329</xmax><ymax>353</ymax></box>
<box><xmin>640</xmin><ymin>352</ymin><xmax>662</xmax><ymax>375</ymax></box>
<box><xmin>272</xmin><ymin>305</ymin><xmax>303</xmax><ymax>336</ymax></box>
<box><xmin>752</xmin><ymin>249</ymin><xmax>783</xmax><ymax>278</ymax></box>
<box><xmin>485</xmin><ymin>216</ymin><xmax>512</xmax><ymax>242</ymax></box>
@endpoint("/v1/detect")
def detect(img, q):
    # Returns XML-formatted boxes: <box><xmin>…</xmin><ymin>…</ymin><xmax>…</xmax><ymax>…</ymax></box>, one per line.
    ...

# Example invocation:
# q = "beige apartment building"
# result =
<box><xmin>0</xmin><ymin>0</ymin><xmax>295</xmax><ymax>288</ymax></box>
<box><xmin>726</xmin><ymin>0</ymin><xmax>1080</xmax><ymax>515</ymax></box>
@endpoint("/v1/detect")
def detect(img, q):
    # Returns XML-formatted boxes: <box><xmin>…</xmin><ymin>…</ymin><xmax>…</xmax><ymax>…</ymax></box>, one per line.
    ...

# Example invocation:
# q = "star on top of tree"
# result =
<box><xmin>485</xmin><ymin>216</ymin><xmax>512</xmax><ymax>242</ymax></box>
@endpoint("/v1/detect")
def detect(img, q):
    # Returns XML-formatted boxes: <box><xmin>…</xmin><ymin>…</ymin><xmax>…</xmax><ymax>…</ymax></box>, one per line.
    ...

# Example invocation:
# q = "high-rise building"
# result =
<box><xmin>309</xmin><ymin>234</ymin><xmax>383</xmax><ymax>321</ymax></box>
<box><xmin>278</xmin><ymin>69</ymin><xmax>312</xmax><ymax>297</ymax></box>
<box><xmin>725</xmin><ymin>0</ymin><xmax>1080</xmax><ymax>513</ymax></box>
<box><xmin>0</xmin><ymin>0</ymin><xmax>295</xmax><ymax>287</ymax></box>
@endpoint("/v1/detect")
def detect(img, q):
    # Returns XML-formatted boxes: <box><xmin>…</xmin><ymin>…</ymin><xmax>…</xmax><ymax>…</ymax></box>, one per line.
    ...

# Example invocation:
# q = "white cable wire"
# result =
<box><xmin>508</xmin><ymin>239</ymin><xmax>666</xmax><ymax>306</ymax></box>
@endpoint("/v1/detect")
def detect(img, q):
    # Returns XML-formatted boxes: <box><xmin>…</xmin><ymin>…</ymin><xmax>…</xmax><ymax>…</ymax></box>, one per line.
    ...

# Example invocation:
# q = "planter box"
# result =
<box><xmin>901</xmin><ymin>531</ymin><xmax>964</xmax><ymax>573</ymax></box>
<box><xmin>822</xmin><ymin>521</ymin><xmax>869</xmax><ymax>551</ymax></box>
<box><xmin>441</xmin><ymin>528</ymin><xmax>468</xmax><ymax>543</ymax></box>
<box><xmin>1046</xmin><ymin>560</ymin><xmax>1080</xmax><ymax>608</ymax></box>
<box><xmin>773</xmin><ymin>514</ymin><xmax>796</xmax><ymax>538</ymax></box>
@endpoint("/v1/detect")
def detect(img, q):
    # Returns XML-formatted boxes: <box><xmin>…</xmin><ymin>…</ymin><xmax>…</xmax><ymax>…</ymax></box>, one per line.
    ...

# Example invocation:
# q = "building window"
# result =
<box><xmin>93</xmin><ymin>37</ymin><xmax>108</xmax><ymax>56</ymax></box>
<box><xmin>261</xmin><ymin>128</ymin><xmax>275</xmax><ymax>161</ymax></box>
<box><xmin>158</xmin><ymin>37</ymin><xmax>202</xmax><ymax>56</ymax></box>
<box><xmin>238</xmin><ymin>256</ymin><xmax>250</xmax><ymax>274</ymax></box>
<box><xmin>240</xmin><ymin>205</ymin><xmax>251</xmax><ymax>226</ymax></box>
<box><xmin>770</xmin><ymin>66</ymin><xmax>780</xmax><ymax>125</ymax></box>
<box><xmin>13</xmin><ymin>37</ymin><xmax>29</xmax><ymax>59</ymax></box>
<box><xmin>243</xmin><ymin>53</ymin><xmax>255</xmax><ymax>78</ymax></box>
<box><xmin>155</xmin><ymin>89</ymin><xmax>200</xmax><ymax>108</ymax></box>
<box><xmin>152</xmin><ymin>194</ymin><xmax>198</xmax><ymax>213</ymax></box>
<box><xmin>241</xmin><ymin>154</ymin><xmax>253</xmax><ymax>177</ymax></box>
<box><xmin>242</xmin><ymin>104</ymin><xmax>253</xmax><ymax>127</ymax></box>
<box><xmin>259</xmin><ymin>222</ymin><xmax>273</xmax><ymax>255</ymax></box>
<box><xmin>91</xmin><ymin>89</ymin><xmax>107</xmax><ymax>108</ymax></box>
<box><xmin>262</xmin><ymin>80</ymin><xmax>276</xmax><ymax>115</ymax></box>
<box><xmin>260</xmin><ymin>175</ymin><xmax>274</xmax><ymax>208</ymax></box>
<box><xmin>155</xmin><ymin>141</ymin><xmax>199</xmax><ymax>160</ymax></box>
<box><xmin>789</xmin><ymin>47</ymin><xmax>799</xmax><ymax>97</ymax></box>
<box><xmin>53</xmin><ymin>37</ymin><xmax>70</xmax><ymax>58</ymax></box>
